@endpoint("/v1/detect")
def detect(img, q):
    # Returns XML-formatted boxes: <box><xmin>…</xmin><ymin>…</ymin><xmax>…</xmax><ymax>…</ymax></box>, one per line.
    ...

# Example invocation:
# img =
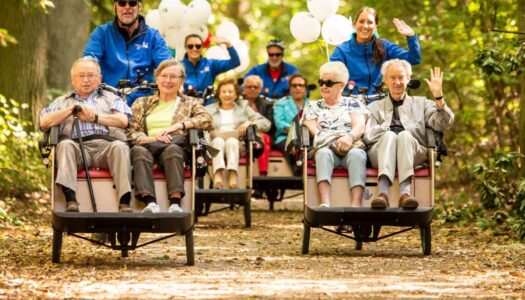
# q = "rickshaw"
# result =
<box><xmin>39</xmin><ymin>82</ymin><xmax>202</xmax><ymax>265</ymax></box>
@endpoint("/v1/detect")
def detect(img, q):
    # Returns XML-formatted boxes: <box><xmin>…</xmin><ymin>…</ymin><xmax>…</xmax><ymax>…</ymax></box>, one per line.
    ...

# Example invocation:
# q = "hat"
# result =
<box><xmin>266</xmin><ymin>39</ymin><xmax>285</xmax><ymax>51</ymax></box>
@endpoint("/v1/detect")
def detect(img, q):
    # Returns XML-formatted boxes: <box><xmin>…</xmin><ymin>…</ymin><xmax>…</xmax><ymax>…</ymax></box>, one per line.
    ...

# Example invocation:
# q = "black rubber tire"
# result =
<box><xmin>266</xmin><ymin>189</ymin><xmax>279</xmax><ymax>210</ymax></box>
<box><xmin>243</xmin><ymin>195</ymin><xmax>251</xmax><ymax>227</ymax></box>
<box><xmin>302</xmin><ymin>222</ymin><xmax>311</xmax><ymax>254</ymax></box>
<box><xmin>355</xmin><ymin>240</ymin><xmax>363</xmax><ymax>250</ymax></box>
<box><xmin>420</xmin><ymin>225</ymin><xmax>432</xmax><ymax>256</ymax></box>
<box><xmin>185</xmin><ymin>229</ymin><xmax>195</xmax><ymax>266</ymax></box>
<box><xmin>52</xmin><ymin>228</ymin><xmax>62</xmax><ymax>263</ymax></box>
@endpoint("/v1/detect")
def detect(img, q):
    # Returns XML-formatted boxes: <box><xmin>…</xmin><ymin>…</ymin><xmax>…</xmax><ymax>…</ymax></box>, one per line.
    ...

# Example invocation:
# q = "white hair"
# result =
<box><xmin>71</xmin><ymin>56</ymin><xmax>101</xmax><ymax>74</ymax></box>
<box><xmin>244</xmin><ymin>75</ymin><xmax>263</xmax><ymax>87</ymax></box>
<box><xmin>381</xmin><ymin>59</ymin><xmax>412</xmax><ymax>77</ymax></box>
<box><xmin>319</xmin><ymin>61</ymin><xmax>349</xmax><ymax>84</ymax></box>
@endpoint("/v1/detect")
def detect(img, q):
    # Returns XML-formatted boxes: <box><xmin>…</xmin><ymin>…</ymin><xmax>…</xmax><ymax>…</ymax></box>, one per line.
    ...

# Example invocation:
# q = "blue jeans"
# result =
<box><xmin>315</xmin><ymin>147</ymin><xmax>367</xmax><ymax>189</ymax></box>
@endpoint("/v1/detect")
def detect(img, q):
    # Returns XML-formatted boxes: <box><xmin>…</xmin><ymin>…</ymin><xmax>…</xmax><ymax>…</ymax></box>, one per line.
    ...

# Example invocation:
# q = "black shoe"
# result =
<box><xmin>65</xmin><ymin>201</ymin><xmax>79</xmax><ymax>212</ymax></box>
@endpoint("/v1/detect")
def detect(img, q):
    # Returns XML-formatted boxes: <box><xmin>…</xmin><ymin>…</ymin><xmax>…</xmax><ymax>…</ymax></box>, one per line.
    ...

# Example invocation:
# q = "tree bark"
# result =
<box><xmin>0</xmin><ymin>1</ymin><xmax>49</xmax><ymax>124</ymax></box>
<box><xmin>517</xmin><ymin>0</ymin><xmax>525</xmax><ymax>178</ymax></box>
<box><xmin>46</xmin><ymin>0</ymin><xmax>90</xmax><ymax>92</ymax></box>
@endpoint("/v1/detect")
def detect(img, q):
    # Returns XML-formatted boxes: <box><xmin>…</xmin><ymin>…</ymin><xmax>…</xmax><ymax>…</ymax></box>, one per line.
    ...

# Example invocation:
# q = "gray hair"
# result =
<box><xmin>319</xmin><ymin>61</ymin><xmax>349</xmax><ymax>84</ymax></box>
<box><xmin>154</xmin><ymin>59</ymin><xmax>186</xmax><ymax>79</ymax></box>
<box><xmin>381</xmin><ymin>59</ymin><xmax>412</xmax><ymax>77</ymax></box>
<box><xmin>244</xmin><ymin>75</ymin><xmax>263</xmax><ymax>87</ymax></box>
<box><xmin>71</xmin><ymin>56</ymin><xmax>101</xmax><ymax>74</ymax></box>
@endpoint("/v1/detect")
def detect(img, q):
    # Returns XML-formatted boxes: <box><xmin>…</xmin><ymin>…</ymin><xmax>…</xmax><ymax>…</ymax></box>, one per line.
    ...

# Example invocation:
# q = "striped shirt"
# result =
<box><xmin>40</xmin><ymin>89</ymin><xmax>132</xmax><ymax>139</ymax></box>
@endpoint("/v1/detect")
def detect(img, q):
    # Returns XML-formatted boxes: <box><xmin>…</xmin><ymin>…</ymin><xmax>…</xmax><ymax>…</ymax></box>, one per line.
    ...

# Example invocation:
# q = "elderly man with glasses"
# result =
<box><xmin>244</xmin><ymin>38</ymin><xmax>300</xmax><ymax>100</ymax></box>
<box><xmin>39</xmin><ymin>57</ymin><xmax>133</xmax><ymax>213</ymax></box>
<box><xmin>182</xmin><ymin>34</ymin><xmax>240</xmax><ymax>105</ymax></box>
<box><xmin>83</xmin><ymin>0</ymin><xmax>171</xmax><ymax>106</ymax></box>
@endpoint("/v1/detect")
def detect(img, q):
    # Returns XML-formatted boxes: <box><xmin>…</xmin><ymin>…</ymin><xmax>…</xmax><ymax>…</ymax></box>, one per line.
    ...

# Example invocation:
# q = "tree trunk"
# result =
<box><xmin>0</xmin><ymin>1</ymin><xmax>49</xmax><ymax>124</ymax></box>
<box><xmin>46</xmin><ymin>0</ymin><xmax>90</xmax><ymax>93</ymax></box>
<box><xmin>517</xmin><ymin>0</ymin><xmax>525</xmax><ymax>177</ymax></box>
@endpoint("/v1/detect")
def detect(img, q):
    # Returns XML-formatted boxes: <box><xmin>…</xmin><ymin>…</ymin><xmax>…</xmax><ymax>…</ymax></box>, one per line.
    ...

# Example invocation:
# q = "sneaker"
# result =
<box><xmin>119</xmin><ymin>203</ymin><xmax>133</xmax><ymax>213</ymax></box>
<box><xmin>168</xmin><ymin>203</ymin><xmax>183</xmax><ymax>213</ymax></box>
<box><xmin>65</xmin><ymin>201</ymin><xmax>79</xmax><ymax>212</ymax></box>
<box><xmin>319</xmin><ymin>203</ymin><xmax>330</xmax><ymax>208</ymax></box>
<box><xmin>142</xmin><ymin>202</ymin><xmax>160</xmax><ymax>213</ymax></box>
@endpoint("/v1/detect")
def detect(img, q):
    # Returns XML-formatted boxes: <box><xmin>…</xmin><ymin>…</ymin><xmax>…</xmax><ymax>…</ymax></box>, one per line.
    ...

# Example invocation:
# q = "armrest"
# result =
<box><xmin>425</xmin><ymin>127</ymin><xmax>436</xmax><ymax>149</ymax></box>
<box><xmin>246</xmin><ymin>125</ymin><xmax>256</xmax><ymax>142</ymax></box>
<box><xmin>39</xmin><ymin>125</ymin><xmax>59</xmax><ymax>167</ymax></box>
<box><xmin>188</xmin><ymin>128</ymin><xmax>200</xmax><ymax>146</ymax></box>
<box><xmin>300</xmin><ymin>125</ymin><xmax>310</xmax><ymax>148</ymax></box>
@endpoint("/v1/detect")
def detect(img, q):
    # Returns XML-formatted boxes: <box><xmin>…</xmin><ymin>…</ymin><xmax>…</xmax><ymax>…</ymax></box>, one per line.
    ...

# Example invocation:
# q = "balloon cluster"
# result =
<box><xmin>145</xmin><ymin>0</ymin><xmax>250</xmax><ymax>73</ymax></box>
<box><xmin>290</xmin><ymin>0</ymin><xmax>353</xmax><ymax>46</ymax></box>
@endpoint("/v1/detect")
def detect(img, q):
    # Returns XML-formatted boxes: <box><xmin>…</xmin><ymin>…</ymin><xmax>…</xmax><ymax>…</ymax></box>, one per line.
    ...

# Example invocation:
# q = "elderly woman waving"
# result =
<box><xmin>206</xmin><ymin>78</ymin><xmax>271</xmax><ymax>189</ymax></box>
<box><xmin>127</xmin><ymin>59</ymin><xmax>212</xmax><ymax>213</ymax></box>
<box><xmin>301</xmin><ymin>61</ymin><xmax>368</xmax><ymax>208</ymax></box>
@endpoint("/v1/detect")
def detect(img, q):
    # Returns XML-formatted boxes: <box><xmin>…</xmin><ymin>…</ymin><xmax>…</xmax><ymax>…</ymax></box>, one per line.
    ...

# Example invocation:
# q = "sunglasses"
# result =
<box><xmin>268</xmin><ymin>52</ymin><xmax>283</xmax><ymax>58</ymax></box>
<box><xmin>116</xmin><ymin>1</ymin><xmax>139</xmax><ymax>7</ymax></box>
<box><xmin>244</xmin><ymin>85</ymin><xmax>260</xmax><ymax>90</ymax></box>
<box><xmin>318</xmin><ymin>79</ymin><xmax>342</xmax><ymax>88</ymax></box>
<box><xmin>186</xmin><ymin>44</ymin><xmax>202</xmax><ymax>50</ymax></box>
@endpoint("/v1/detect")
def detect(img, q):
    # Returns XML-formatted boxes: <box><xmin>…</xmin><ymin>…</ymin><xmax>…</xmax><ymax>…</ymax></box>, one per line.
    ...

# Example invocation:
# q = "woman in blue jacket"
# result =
<box><xmin>182</xmin><ymin>34</ymin><xmax>240</xmax><ymax>105</ymax></box>
<box><xmin>330</xmin><ymin>7</ymin><xmax>421</xmax><ymax>97</ymax></box>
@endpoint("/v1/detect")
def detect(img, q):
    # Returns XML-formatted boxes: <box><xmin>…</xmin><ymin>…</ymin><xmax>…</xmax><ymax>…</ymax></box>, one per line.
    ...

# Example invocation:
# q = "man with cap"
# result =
<box><xmin>244</xmin><ymin>38</ymin><xmax>300</xmax><ymax>100</ymax></box>
<box><xmin>83</xmin><ymin>0</ymin><xmax>172</xmax><ymax>106</ymax></box>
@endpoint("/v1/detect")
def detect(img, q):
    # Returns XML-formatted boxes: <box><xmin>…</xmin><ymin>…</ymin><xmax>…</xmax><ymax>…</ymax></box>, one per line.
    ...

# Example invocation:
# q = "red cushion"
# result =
<box><xmin>269</xmin><ymin>150</ymin><xmax>284</xmax><ymax>157</ymax></box>
<box><xmin>77</xmin><ymin>167</ymin><xmax>192</xmax><ymax>180</ymax></box>
<box><xmin>306</xmin><ymin>166</ymin><xmax>430</xmax><ymax>177</ymax></box>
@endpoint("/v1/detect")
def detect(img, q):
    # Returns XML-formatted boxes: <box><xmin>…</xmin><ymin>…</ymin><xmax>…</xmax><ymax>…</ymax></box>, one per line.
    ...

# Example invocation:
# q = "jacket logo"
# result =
<box><xmin>135</xmin><ymin>42</ymin><xmax>149</xmax><ymax>50</ymax></box>
<box><xmin>199</xmin><ymin>66</ymin><xmax>210</xmax><ymax>73</ymax></box>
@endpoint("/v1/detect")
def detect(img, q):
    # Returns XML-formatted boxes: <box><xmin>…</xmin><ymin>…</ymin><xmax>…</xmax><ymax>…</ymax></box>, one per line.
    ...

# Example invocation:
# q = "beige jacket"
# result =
<box><xmin>364</xmin><ymin>95</ymin><xmax>454</xmax><ymax>147</ymax></box>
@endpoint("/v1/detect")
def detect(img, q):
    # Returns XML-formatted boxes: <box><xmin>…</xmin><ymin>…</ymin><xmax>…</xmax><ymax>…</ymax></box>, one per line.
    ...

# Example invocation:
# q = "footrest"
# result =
<box><xmin>196</xmin><ymin>189</ymin><xmax>250</xmax><ymax>204</ymax></box>
<box><xmin>52</xmin><ymin>211</ymin><xmax>193</xmax><ymax>233</ymax></box>
<box><xmin>304</xmin><ymin>206</ymin><xmax>433</xmax><ymax>227</ymax></box>
<box><xmin>252</xmin><ymin>176</ymin><xmax>303</xmax><ymax>190</ymax></box>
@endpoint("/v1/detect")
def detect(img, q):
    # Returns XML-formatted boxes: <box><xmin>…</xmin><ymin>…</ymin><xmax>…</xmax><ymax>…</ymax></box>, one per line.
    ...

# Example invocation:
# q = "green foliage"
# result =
<box><xmin>0</xmin><ymin>95</ymin><xmax>49</xmax><ymax>198</ymax></box>
<box><xmin>472</xmin><ymin>151</ymin><xmax>525</xmax><ymax>239</ymax></box>
<box><xmin>0</xmin><ymin>28</ymin><xmax>17</xmax><ymax>47</ymax></box>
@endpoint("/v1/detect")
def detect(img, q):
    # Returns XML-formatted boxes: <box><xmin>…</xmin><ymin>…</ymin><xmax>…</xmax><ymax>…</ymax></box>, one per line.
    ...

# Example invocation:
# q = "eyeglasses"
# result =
<box><xmin>186</xmin><ymin>44</ymin><xmax>202</xmax><ymax>50</ymax></box>
<box><xmin>116</xmin><ymin>1</ymin><xmax>139</xmax><ymax>7</ymax></box>
<box><xmin>268</xmin><ymin>52</ymin><xmax>283</xmax><ymax>58</ymax></box>
<box><xmin>159</xmin><ymin>74</ymin><xmax>183</xmax><ymax>81</ymax></box>
<box><xmin>244</xmin><ymin>85</ymin><xmax>260</xmax><ymax>90</ymax></box>
<box><xmin>318</xmin><ymin>79</ymin><xmax>342</xmax><ymax>88</ymax></box>
<box><xmin>291</xmin><ymin>83</ymin><xmax>306</xmax><ymax>88</ymax></box>
<box><xmin>73</xmin><ymin>74</ymin><xmax>100</xmax><ymax>81</ymax></box>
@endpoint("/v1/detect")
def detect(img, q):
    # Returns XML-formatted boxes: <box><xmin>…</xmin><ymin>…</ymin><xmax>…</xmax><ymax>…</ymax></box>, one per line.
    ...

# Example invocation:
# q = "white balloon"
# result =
<box><xmin>163</xmin><ymin>26</ymin><xmax>180</xmax><ymax>49</ymax></box>
<box><xmin>159</xmin><ymin>0</ymin><xmax>185</xmax><ymax>28</ymax></box>
<box><xmin>234</xmin><ymin>50</ymin><xmax>250</xmax><ymax>73</ymax></box>
<box><xmin>145</xmin><ymin>9</ymin><xmax>165</xmax><ymax>32</ymax></box>
<box><xmin>186</xmin><ymin>25</ymin><xmax>209</xmax><ymax>42</ymax></box>
<box><xmin>206</xmin><ymin>45</ymin><xmax>230</xmax><ymax>60</ymax></box>
<box><xmin>307</xmin><ymin>0</ymin><xmax>339</xmax><ymax>21</ymax></box>
<box><xmin>322</xmin><ymin>14</ymin><xmax>352</xmax><ymax>46</ymax></box>
<box><xmin>216</xmin><ymin>21</ymin><xmax>240</xmax><ymax>41</ymax></box>
<box><xmin>187</xmin><ymin>0</ymin><xmax>212</xmax><ymax>27</ymax></box>
<box><xmin>290</xmin><ymin>12</ymin><xmax>321</xmax><ymax>43</ymax></box>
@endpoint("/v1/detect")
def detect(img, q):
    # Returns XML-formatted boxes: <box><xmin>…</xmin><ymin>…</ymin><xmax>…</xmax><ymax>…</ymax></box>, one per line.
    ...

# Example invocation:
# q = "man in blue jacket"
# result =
<box><xmin>244</xmin><ymin>39</ymin><xmax>299</xmax><ymax>100</ymax></box>
<box><xmin>83</xmin><ymin>0</ymin><xmax>172</xmax><ymax>106</ymax></box>
<box><xmin>182</xmin><ymin>34</ymin><xmax>240</xmax><ymax>105</ymax></box>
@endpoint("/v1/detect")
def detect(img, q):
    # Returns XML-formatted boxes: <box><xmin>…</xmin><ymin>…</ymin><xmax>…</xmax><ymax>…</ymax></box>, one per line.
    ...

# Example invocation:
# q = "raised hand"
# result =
<box><xmin>211</xmin><ymin>36</ymin><xmax>232</xmax><ymax>47</ymax></box>
<box><xmin>393</xmin><ymin>18</ymin><xmax>415</xmax><ymax>37</ymax></box>
<box><xmin>424</xmin><ymin>67</ymin><xmax>444</xmax><ymax>98</ymax></box>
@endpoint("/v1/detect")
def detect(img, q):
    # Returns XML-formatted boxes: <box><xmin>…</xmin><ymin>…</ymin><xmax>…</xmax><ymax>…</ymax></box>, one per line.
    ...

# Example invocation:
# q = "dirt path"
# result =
<box><xmin>1</xmin><ymin>199</ymin><xmax>525</xmax><ymax>299</ymax></box>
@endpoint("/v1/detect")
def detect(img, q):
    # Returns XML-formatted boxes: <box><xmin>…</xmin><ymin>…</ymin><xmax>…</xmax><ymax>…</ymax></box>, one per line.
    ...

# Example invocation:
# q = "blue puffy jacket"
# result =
<box><xmin>182</xmin><ymin>47</ymin><xmax>240</xmax><ymax>97</ymax></box>
<box><xmin>244</xmin><ymin>62</ymin><xmax>299</xmax><ymax>100</ymax></box>
<box><xmin>330</xmin><ymin>34</ymin><xmax>421</xmax><ymax>95</ymax></box>
<box><xmin>83</xmin><ymin>16</ymin><xmax>172</xmax><ymax>105</ymax></box>
<box><xmin>273</xmin><ymin>96</ymin><xmax>309</xmax><ymax>144</ymax></box>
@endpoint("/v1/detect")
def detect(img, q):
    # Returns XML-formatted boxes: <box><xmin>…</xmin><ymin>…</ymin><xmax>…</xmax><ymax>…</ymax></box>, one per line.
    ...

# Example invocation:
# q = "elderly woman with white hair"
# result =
<box><xmin>301</xmin><ymin>61</ymin><xmax>369</xmax><ymax>208</ymax></box>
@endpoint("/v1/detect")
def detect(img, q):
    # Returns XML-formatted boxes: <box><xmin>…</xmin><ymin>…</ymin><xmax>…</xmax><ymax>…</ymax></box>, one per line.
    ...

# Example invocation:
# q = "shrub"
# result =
<box><xmin>0</xmin><ymin>95</ymin><xmax>49</xmax><ymax>198</ymax></box>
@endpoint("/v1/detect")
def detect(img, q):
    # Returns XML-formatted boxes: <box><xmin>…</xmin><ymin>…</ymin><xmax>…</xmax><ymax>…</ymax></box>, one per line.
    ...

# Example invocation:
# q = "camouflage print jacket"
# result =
<box><xmin>127</xmin><ymin>92</ymin><xmax>212</xmax><ymax>145</ymax></box>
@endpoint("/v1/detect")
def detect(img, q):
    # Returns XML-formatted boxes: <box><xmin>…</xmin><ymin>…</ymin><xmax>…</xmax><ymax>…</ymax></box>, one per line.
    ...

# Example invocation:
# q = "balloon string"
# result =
<box><xmin>325</xmin><ymin>41</ymin><xmax>329</xmax><ymax>62</ymax></box>
<box><xmin>316</xmin><ymin>41</ymin><xmax>325</xmax><ymax>59</ymax></box>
